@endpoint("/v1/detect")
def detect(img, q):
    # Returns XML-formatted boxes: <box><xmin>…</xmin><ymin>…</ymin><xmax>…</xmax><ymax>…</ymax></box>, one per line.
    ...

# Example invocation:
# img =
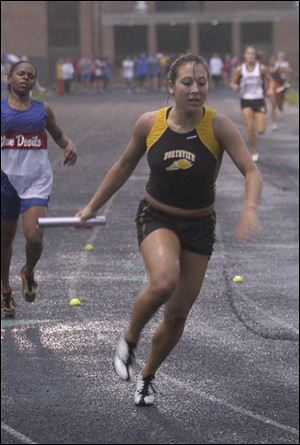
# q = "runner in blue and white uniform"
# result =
<box><xmin>1</xmin><ymin>61</ymin><xmax>77</xmax><ymax>317</ymax></box>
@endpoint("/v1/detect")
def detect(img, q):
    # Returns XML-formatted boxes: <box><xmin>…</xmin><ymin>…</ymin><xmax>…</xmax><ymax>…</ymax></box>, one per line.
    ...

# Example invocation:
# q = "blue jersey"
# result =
<box><xmin>1</xmin><ymin>98</ymin><xmax>53</xmax><ymax>199</ymax></box>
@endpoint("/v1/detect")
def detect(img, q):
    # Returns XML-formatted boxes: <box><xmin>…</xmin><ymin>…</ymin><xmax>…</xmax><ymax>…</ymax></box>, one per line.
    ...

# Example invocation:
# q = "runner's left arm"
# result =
<box><xmin>45</xmin><ymin>103</ymin><xmax>77</xmax><ymax>166</ymax></box>
<box><xmin>261</xmin><ymin>65</ymin><xmax>274</xmax><ymax>97</ymax></box>
<box><xmin>213</xmin><ymin>113</ymin><xmax>263</xmax><ymax>242</ymax></box>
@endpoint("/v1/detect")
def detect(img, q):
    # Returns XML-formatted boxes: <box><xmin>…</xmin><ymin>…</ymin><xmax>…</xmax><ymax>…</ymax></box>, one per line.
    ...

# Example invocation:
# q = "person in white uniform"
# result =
<box><xmin>231</xmin><ymin>46</ymin><xmax>272</xmax><ymax>162</ymax></box>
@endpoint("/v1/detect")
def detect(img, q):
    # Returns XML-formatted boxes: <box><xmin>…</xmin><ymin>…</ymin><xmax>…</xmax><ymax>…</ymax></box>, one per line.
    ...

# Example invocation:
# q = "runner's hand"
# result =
<box><xmin>75</xmin><ymin>205</ymin><xmax>97</xmax><ymax>227</ymax></box>
<box><xmin>235</xmin><ymin>207</ymin><xmax>262</xmax><ymax>242</ymax></box>
<box><xmin>63</xmin><ymin>141</ymin><xmax>77</xmax><ymax>166</ymax></box>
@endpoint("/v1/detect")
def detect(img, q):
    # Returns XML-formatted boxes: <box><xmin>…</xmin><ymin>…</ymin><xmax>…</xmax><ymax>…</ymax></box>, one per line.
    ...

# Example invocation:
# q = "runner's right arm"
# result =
<box><xmin>76</xmin><ymin>112</ymin><xmax>155</xmax><ymax>220</ymax></box>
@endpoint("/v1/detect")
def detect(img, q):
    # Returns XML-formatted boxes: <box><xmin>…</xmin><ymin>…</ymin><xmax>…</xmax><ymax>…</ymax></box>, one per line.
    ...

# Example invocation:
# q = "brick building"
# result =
<box><xmin>1</xmin><ymin>1</ymin><xmax>299</xmax><ymax>82</ymax></box>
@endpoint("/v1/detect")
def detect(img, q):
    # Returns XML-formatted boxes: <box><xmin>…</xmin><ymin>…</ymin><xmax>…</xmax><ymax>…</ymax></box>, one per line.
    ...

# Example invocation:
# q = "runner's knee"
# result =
<box><xmin>149</xmin><ymin>274</ymin><xmax>178</xmax><ymax>303</ymax></box>
<box><xmin>25</xmin><ymin>231</ymin><xmax>43</xmax><ymax>250</ymax></box>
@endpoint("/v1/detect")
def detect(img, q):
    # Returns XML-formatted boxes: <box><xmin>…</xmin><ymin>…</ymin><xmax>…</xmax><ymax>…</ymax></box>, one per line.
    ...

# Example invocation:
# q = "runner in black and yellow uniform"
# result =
<box><xmin>137</xmin><ymin>104</ymin><xmax>223</xmax><ymax>256</ymax></box>
<box><xmin>76</xmin><ymin>54</ymin><xmax>263</xmax><ymax>407</ymax></box>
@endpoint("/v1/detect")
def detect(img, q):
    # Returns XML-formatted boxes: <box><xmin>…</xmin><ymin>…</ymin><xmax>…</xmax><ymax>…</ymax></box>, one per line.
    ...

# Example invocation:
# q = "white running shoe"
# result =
<box><xmin>113</xmin><ymin>337</ymin><xmax>136</xmax><ymax>381</ymax></box>
<box><xmin>134</xmin><ymin>374</ymin><xmax>156</xmax><ymax>406</ymax></box>
<box><xmin>252</xmin><ymin>153</ymin><xmax>259</xmax><ymax>162</ymax></box>
<box><xmin>272</xmin><ymin>123</ymin><xmax>278</xmax><ymax>132</ymax></box>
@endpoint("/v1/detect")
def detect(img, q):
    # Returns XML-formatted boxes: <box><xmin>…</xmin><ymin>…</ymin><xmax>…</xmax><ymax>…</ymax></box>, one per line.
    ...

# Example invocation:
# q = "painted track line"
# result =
<box><xmin>161</xmin><ymin>373</ymin><xmax>299</xmax><ymax>437</ymax></box>
<box><xmin>1</xmin><ymin>422</ymin><xmax>38</xmax><ymax>445</ymax></box>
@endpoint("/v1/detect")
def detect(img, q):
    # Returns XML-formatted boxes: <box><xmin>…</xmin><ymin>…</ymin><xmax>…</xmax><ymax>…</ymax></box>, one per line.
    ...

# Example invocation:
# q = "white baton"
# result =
<box><xmin>37</xmin><ymin>216</ymin><xmax>106</xmax><ymax>228</ymax></box>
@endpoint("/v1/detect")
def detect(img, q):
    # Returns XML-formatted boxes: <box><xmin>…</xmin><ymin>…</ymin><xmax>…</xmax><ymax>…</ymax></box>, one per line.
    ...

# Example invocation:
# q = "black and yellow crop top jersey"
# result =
<box><xmin>145</xmin><ymin>106</ymin><xmax>224</xmax><ymax>209</ymax></box>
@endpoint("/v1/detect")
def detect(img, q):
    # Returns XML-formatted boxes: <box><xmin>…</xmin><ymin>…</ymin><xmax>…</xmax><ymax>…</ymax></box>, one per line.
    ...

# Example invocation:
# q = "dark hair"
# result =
<box><xmin>8</xmin><ymin>60</ymin><xmax>37</xmax><ymax>78</ymax></box>
<box><xmin>167</xmin><ymin>54</ymin><xmax>210</xmax><ymax>84</ymax></box>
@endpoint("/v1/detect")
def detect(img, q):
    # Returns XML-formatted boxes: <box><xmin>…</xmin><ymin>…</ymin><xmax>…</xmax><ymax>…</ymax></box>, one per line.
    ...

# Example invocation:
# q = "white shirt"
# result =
<box><xmin>122</xmin><ymin>59</ymin><xmax>135</xmax><ymax>80</ymax></box>
<box><xmin>209</xmin><ymin>57</ymin><xmax>223</xmax><ymax>76</ymax></box>
<box><xmin>240</xmin><ymin>63</ymin><xmax>264</xmax><ymax>100</ymax></box>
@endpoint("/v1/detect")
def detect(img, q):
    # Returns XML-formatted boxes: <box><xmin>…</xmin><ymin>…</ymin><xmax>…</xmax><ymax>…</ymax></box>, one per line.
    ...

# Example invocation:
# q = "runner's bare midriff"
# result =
<box><xmin>144</xmin><ymin>192</ymin><xmax>214</xmax><ymax>218</ymax></box>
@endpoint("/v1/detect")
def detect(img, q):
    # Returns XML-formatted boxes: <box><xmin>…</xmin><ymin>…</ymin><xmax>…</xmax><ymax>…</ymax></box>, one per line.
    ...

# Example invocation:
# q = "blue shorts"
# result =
<box><xmin>1</xmin><ymin>171</ymin><xmax>49</xmax><ymax>220</ymax></box>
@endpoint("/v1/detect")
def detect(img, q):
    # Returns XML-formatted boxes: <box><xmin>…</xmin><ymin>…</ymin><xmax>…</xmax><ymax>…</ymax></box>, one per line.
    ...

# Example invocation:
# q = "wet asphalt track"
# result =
<box><xmin>1</xmin><ymin>90</ymin><xmax>299</xmax><ymax>444</ymax></box>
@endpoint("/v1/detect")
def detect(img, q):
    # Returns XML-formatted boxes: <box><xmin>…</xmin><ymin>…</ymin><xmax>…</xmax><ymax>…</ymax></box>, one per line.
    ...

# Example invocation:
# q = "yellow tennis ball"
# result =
<box><xmin>84</xmin><ymin>243</ymin><xmax>94</xmax><ymax>252</ymax></box>
<box><xmin>233</xmin><ymin>275</ymin><xmax>244</xmax><ymax>283</ymax></box>
<box><xmin>69</xmin><ymin>298</ymin><xmax>81</xmax><ymax>306</ymax></box>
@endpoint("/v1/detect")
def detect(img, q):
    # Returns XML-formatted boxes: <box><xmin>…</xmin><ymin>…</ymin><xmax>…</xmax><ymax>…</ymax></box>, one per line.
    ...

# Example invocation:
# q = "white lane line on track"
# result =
<box><xmin>2</xmin><ymin>320</ymin><xmax>298</xmax><ymax>439</ymax></box>
<box><xmin>65</xmin><ymin>193</ymin><xmax>118</xmax><ymax>300</ymax></box>
<box><xmin>1</xmin><ymin>422</ymin><xmax>38</xmax><ymax>444</ymax></box>
<box><xmin>87</xmin><ymin>192</ymin><xmax>117</xmax><ymax>243</ymax></box>
<box><xmin>1</xmin><ymin>319</ymin><xmax>57</xmax><ymax>328</ymax></box>
<box><xmin>99</xmin><ymin>314</ymin><xmax>298</xmax><ymax>435</ymax></box>
<box><xmin>58</xmin><ymin>327</ymin><xmax>299</xmax><ymax>438</ymax></box>
<box><xmin>162</xmin><ymin>373</ymin><xmax>299</xmax><ymax>437</ymax></box>
<box><xmin>5</xmin><ymin>174</ymin><xmax>296</xmax><ymax>439</ymax></box>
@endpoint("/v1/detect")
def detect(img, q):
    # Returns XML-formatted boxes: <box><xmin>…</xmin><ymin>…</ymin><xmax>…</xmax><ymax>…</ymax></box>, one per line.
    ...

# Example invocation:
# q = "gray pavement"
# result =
<box><xmin>1</xmin><ymin>90</ymin><xmax>299</xmax><ymax>444</ymax></box>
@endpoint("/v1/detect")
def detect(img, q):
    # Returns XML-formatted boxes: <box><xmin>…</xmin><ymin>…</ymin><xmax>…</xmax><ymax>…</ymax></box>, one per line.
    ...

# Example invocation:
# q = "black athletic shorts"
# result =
<box><xmin>135</xmin><ymin>199</ymin><xmax>216</xmax><ymax>258</ymax></box>
<box><xmin>240</xmin><ymin>98</ymin><xmax>267</xmax><ymax>113</ymax></box>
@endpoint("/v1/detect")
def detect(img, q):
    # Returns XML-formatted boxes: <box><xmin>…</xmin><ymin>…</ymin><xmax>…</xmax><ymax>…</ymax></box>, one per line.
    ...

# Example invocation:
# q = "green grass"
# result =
<box><xmin>285</xmin><ymin>89</ymin><xmax>299</xmax><ymax>107</ymax></box>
